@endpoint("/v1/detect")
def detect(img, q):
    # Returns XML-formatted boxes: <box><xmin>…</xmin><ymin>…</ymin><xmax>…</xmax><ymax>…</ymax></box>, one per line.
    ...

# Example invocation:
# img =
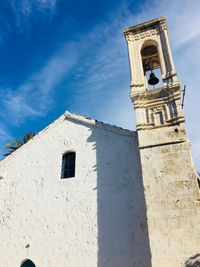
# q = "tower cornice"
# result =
<box><xmin>124</xmin><ymin>16</ymin><xmax>166</xmax><ymax>35</ymax></box>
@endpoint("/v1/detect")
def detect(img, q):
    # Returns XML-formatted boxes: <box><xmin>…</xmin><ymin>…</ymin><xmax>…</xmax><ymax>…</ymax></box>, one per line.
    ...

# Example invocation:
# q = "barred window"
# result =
<box><xmin>61</xmin><ymin>152</ymin><xmax>76</xmax><ymax>179</ymax></box>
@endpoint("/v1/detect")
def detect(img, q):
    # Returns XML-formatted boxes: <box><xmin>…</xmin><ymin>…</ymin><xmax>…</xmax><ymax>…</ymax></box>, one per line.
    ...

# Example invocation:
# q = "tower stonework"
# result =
<box><xmin>124</xmin><ymin>17</ymin><xmax>200</xmax><ymax>267</ymax></box>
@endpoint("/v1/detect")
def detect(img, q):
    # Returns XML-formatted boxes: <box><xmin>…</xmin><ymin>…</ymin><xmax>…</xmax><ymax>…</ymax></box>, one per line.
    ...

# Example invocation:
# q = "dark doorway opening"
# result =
<box><xmin>21</xmin><ymin>259</ymin><xmax>36</xmax><ymax>267</ymax></box>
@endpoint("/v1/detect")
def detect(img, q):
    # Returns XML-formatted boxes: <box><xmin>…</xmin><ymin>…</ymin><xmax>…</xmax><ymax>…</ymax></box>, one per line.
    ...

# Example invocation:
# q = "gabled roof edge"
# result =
<box><xmin>0</xmin><ymin>111</ymin><xmax>136</xmax><ymax>163</ymax></box>
<box><xmin>64</xmin><ymin>111</ymin><xmax>136</xmax><ymax>137</ymax></box>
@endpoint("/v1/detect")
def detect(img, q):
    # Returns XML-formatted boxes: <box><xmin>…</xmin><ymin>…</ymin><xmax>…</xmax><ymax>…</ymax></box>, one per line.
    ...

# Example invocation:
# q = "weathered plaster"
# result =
<box><xmin>0</xmin><ymin>113</ymin><xmax>151</xmax><ymax>267</ymax></box>
<box><xmin>125</xmin><ymin>17</ymin><xmax>200</xmax><ymax>267</ymax></box>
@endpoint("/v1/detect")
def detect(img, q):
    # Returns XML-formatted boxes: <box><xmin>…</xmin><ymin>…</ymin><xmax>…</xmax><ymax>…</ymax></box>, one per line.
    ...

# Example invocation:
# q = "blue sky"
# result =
<box><xmin>0</xmin><ymin>0</ymin><xmax>200</xmax><ymax>169</ymax></box>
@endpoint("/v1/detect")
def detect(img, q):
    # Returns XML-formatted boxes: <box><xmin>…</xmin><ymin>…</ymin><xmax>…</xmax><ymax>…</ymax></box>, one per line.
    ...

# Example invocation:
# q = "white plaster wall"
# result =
<box><xmin>0</xmin><ymin>115</ymin><xmax>151</xmax><ymax>267</ymax></box>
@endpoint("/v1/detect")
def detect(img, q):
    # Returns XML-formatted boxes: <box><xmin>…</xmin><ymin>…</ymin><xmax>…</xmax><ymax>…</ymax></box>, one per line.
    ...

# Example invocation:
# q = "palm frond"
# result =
<box><xmin>3</xmin><ymin>132</ymin><xmax>36</xmax><ymax>157</ymax></box>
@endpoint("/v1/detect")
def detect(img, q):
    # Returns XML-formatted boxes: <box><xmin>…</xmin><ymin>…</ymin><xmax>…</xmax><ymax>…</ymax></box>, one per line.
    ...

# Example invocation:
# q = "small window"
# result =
<box><xmin>61</xmin><ymin>152</ymin><xmax>76</xmax><ymax>179</ymax></box>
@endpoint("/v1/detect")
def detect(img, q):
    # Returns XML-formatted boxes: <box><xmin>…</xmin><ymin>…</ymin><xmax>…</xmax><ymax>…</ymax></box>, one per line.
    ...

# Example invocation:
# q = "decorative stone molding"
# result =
<box><xmin>124</xmin><ymin>28</ymin><xmax>159</xmax><ymax>42</ymax></box>
<box><xmin>131</xmin><ymin>84</ymin><xmax>185</xmax><ymax>130</ymax></box>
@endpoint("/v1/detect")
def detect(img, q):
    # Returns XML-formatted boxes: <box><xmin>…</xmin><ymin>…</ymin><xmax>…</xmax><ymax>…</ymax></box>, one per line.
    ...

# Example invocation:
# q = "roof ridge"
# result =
<box><xmin>64</xmin><ymin>111</ymin><xmax>136</xmax><ymax>137</ymax></box>
<box><xmin>0</xmin><ymin>111</ymin><xmax>136</xmax><ymax>163</ymax></box>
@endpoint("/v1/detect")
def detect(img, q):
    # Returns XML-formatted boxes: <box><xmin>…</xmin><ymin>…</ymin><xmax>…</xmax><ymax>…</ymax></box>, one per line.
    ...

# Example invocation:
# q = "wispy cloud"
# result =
<box><xmin>147</xmin><ymin>0</ymin><xmax>200</xmax><ymax>49</ymax></box>
<box><xmin>0</xmin><ymin>125</ymin><xmax>12</xmax><ymax>156</ymax></box>
<box><xmin>1</xmin><ymin>0</ymin><xmax>200</xmax><ymax>169</ymax></box>
<box><xmin>9</xmin><ymin>0</ymin><xmax>58</xmax><ymax>32</ymax></box>
<box><xmin>0</xmin><ymin>0</ymin><xmax>57</xmax><ymax>47</ymax></box>
<box><xmin>69</xmin><ymin>0</ymin><xmax>200</xmax><ymax>168</ymax></box>
<box><xmin>0</xmin><ymin>42</ymin><xmax>78</xmax><ymax>124</ymax></box>
<box><xmin>10</xmin><ymin>0</ymin><xmax>57</xmax><ymax>15</ymax></box>
<box><xmin>192</xmin><ymin>140</ymin><xmax>200</xmax><ymax>170</ymax></box>
<box><xmin>0</xmin><ymin>126</ymin><xmax>12</xmax><ymax>143</ymax></box>
<box><xmin>71</xmin><ymin>27</ymin><xmax>133</xmax><ymax>128</ymax></box>
<box><xmin>2</xmin><ymin>0</ymin><xmax>200</xmax><ymax>127</ymax></box>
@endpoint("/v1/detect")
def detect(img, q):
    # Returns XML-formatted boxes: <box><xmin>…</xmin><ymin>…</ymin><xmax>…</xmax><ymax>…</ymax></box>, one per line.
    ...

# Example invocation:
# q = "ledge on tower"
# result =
<box><xmin>124</xmin><ymin>16</ymin><xmax>166</xmax><ymax>34</ymax></box>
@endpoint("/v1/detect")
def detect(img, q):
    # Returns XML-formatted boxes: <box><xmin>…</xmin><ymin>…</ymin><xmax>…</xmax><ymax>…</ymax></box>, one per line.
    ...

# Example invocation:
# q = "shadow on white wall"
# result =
<box><xmin>86</xmin><ymin>122</ymin><xmax>152</xmax><ymax>267</ymax></box>
<box><xmin>185</xmin><ymin>254</ymin><xmax>200</xmax><ymax>267</ymax></box>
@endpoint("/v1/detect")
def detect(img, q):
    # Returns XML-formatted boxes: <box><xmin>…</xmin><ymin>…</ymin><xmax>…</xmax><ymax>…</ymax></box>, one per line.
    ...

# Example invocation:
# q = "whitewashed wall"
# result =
<box><xmin>0</xmin><ymin>114</ymin><xmax>151</xmax><ymax>267</ymax></box>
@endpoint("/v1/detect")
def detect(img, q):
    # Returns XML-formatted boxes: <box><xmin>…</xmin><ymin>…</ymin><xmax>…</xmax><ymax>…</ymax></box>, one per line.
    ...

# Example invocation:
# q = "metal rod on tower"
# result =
<box><xmin>181</xmin><ymin>85</ymin><xmax>186</xmax><ymax>109</ymax></box>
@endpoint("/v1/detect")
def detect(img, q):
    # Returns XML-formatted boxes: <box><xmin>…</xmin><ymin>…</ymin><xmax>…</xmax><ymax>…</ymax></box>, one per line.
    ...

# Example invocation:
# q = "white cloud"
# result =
<box><xmin>122</xmin><ymin>1</ymin><xmax>200</xmax><ymax>171</ymax></box>
<box><xmin>191</xmin><ymin>139</ymin><xmax>200</xmax><ymax>172</ymax></box>
<box><xmin>9</xmin><ymin>0</ymin><xmax>58</xmax><ymax>32</ymax></box>
<box><xmin>70</xmin><ymin>0</ymin><xmax>200</xmax><ymax>168</ymax></box>
<box><xmin>38</xmin><ymin>0</ymin><xmax>57</xmax><ymax>8</ymax></box>
<box><xmin>0</xmin><ymin>28</ymin><xmax>78</xmax><ymax>155</ymax></box>
<box><xmin>152</xmin><ymin>0</ymin><xmax>200</xmax><ymax>49</ymax></box>
<box><xmin>0</xmin><ymin>126</ymin><xmax>11</xmax><ymax>143</ymax></box>
<box><xmin>1</xmin><ymin>0</ymin><xmax>200</xmax><ymax>169</ymax></box>
<box><xmin>0</xmin><ymin>125</ymin><xmax>12</xmax><ymax>157</ymax></box>
<box><xmin>68</xmin><ymin>16</ymin><xmax>132</xmax><ymax>124</ymax></box>
<box><xmin>10</xmin><ymin>0</ymin><xmax>57</xmax><ymax>15</ymax></box>
<box><xmin>0</xmin><ymin>42</ymin><xmax>78</xmax><ymax>124</ymax></box>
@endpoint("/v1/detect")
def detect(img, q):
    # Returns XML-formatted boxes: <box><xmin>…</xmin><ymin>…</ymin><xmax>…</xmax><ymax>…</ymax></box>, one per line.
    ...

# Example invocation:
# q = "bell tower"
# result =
<box><xmin>124</xmin><ymin>16</ymin><xmax>185</xmax><ymax>136</ymax></box>
<box><xmin>124</xmin><ymin>17</ymin><xmax>200</xmax><ymax>267</ymax></box>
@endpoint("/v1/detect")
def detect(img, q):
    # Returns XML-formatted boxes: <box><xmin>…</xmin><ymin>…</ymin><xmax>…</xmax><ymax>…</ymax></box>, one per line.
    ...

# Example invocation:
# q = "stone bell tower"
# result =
<box><xmin>124</xmin><ymin>17</ymin><xmax>200</xmax><ymax>267</ymax></box>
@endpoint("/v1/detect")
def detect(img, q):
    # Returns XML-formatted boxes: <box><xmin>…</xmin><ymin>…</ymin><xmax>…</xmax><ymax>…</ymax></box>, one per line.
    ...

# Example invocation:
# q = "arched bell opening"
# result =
<box><xmin>141</xmin><ymin>40</ymin><xmax>163</xmax><ymax>90</ymax></box>
<box><xmin>20</xmin><ymin>259</ymin><xmax>36</xmax><ymax>267</ymax></box>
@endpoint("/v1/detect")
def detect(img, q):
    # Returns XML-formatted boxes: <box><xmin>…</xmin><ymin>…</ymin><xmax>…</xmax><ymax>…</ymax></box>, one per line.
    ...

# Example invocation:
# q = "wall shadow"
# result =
<box><xmin>66</xmin><ymin>117</ymin><xmax>152</xmax><ymax>266</ymax></box>
<box><xmin>185</xmin><ymin>254</ymin><xmax>200</xmax><ymax>267</ymax></box>
<box><xmin>87</xmin><ymin>123</ymin><xmax>152</xmax><ymax>267</ymax></box>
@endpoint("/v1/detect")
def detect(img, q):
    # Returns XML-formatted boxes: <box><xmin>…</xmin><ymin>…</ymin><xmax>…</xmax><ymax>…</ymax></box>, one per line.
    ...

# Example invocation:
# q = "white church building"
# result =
<box><xmin>0</xmin><ymin>17</ymin><xmax>200</xmax><ymax>267</ymax></box>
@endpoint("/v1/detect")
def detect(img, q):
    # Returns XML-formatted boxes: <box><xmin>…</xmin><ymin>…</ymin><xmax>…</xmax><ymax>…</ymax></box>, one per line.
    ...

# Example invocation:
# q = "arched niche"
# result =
<box><xmin>141</xmin><ymin>40</ymin><xmax>162</xmax><ymax>89</ymax></box>
<box><xmin>20</xmin><ymin>259</ymin><xmax>36</xmax><ymax>267</ymax></box>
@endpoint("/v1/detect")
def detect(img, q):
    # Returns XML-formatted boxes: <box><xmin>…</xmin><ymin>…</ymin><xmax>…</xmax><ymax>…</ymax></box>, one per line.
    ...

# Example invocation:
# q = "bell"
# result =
<box><xmin>148</xmin><ymin>71</ymin><xmax>159</xmax><ymax>85</ymax></box>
